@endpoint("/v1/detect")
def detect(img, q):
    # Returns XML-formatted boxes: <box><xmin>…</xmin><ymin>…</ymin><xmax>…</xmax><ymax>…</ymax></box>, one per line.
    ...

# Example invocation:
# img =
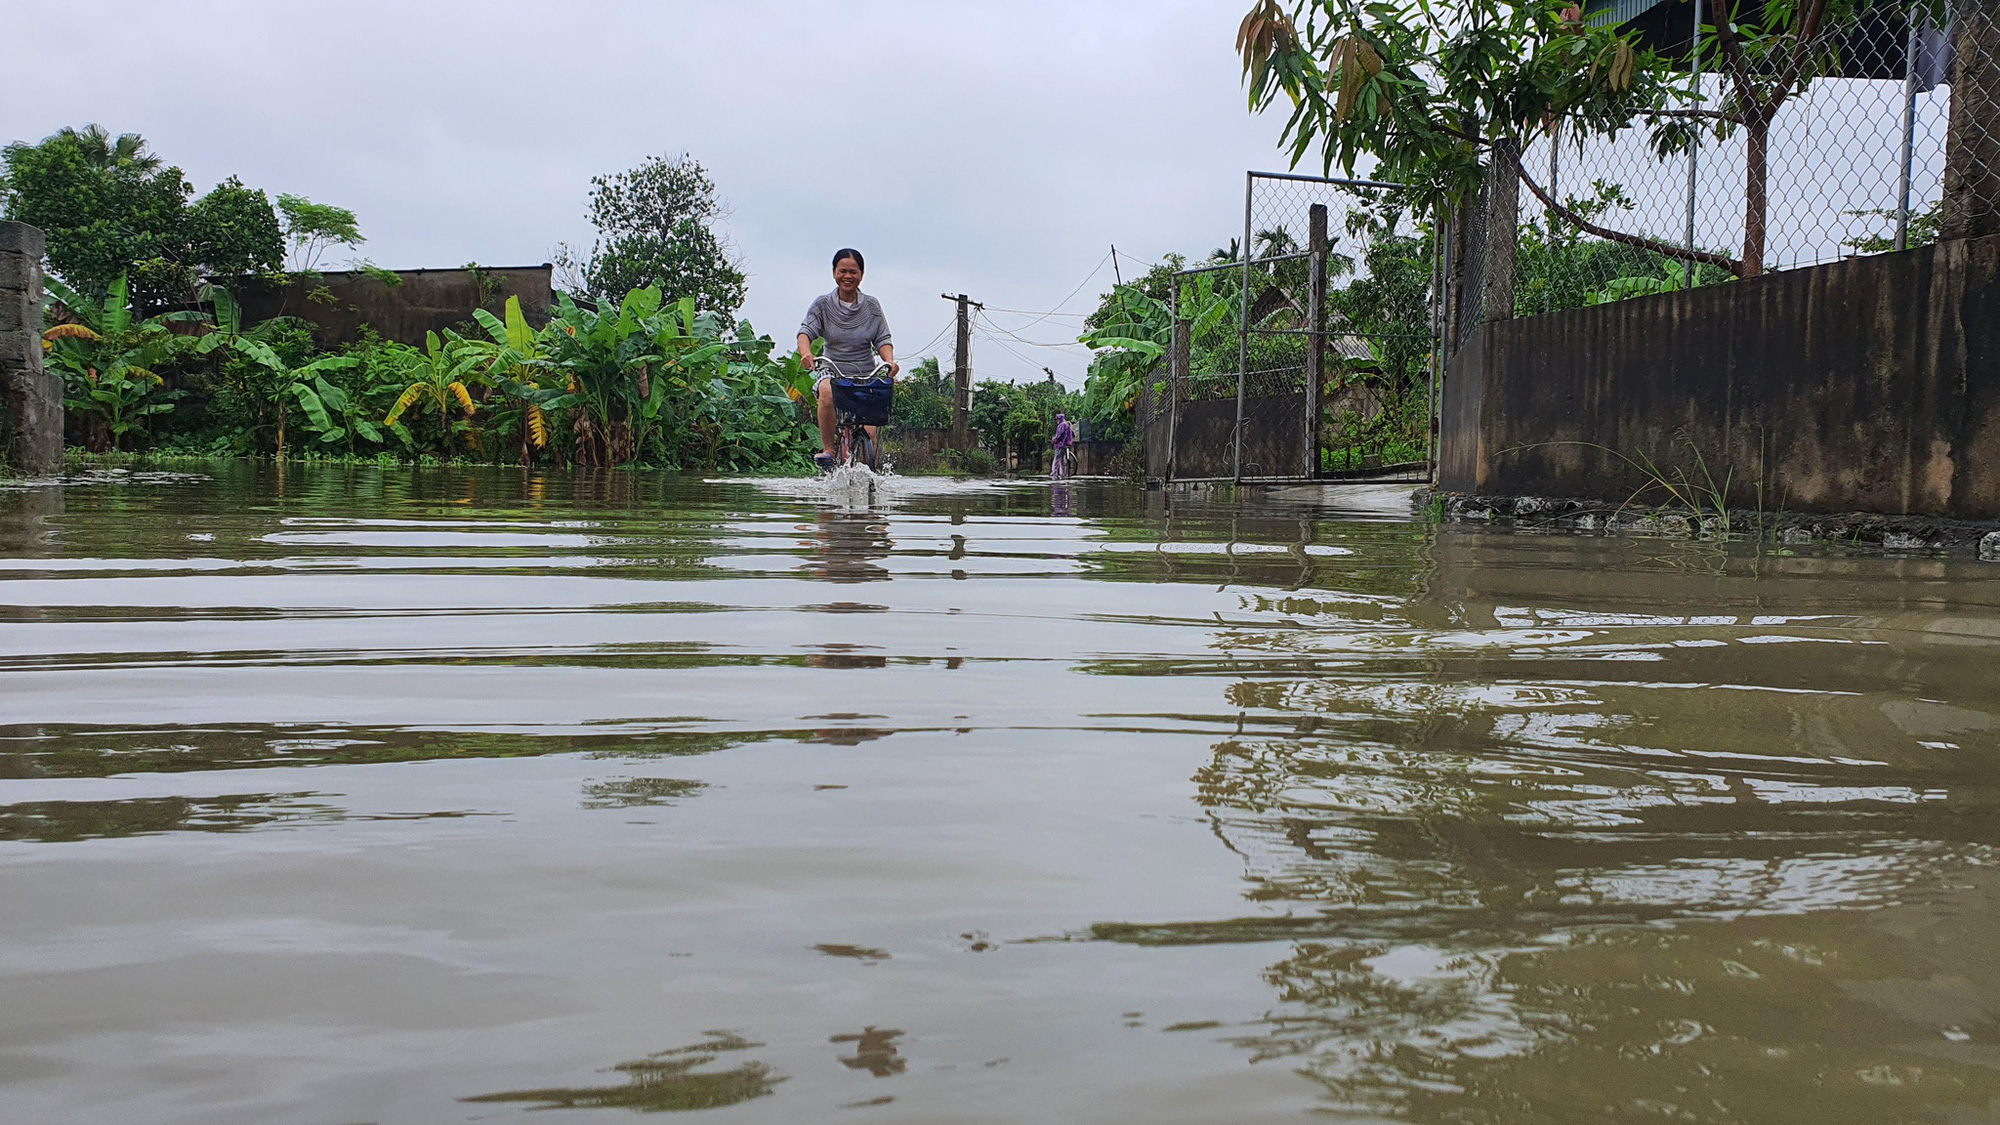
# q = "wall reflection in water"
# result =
<box><xmin>1106</xmin><ymin>524</ymin><xmax>2000</xmax><ymax>1122</ymax></box>
<box><xmin>461</xmin><ymin>1031</ymin><xmax>783</xmax><ymax>1112</ymax></box>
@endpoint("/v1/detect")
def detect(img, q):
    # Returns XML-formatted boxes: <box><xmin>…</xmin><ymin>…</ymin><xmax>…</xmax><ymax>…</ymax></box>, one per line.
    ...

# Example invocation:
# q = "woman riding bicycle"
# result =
<box><xmin>797</xmin><ymin>249</ymin><xmax>897</xmax><ymax>471</ymax></box>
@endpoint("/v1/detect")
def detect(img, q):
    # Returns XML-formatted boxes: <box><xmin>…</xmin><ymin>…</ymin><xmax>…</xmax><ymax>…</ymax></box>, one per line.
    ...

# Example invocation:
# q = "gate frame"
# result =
<box><xmin>1147</xmin><ymin>172</ymin><xmax>1437</xmax><ymax>487</ymax></box>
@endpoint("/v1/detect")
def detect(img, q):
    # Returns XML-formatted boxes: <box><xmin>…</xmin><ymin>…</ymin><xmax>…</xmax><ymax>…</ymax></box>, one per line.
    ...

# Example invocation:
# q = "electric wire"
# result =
<box><xmin>898</xmin><ymin>319</ymin><xmax>955</xmax><ymax>361</ymax></box>
<box><xmin>989</xmin><ymin>250</ymin><xmax>1113</xmax><ymax>333</ymax></box>
<box><xmin>974</xmin><ymin>309</ymin><xmax>1090</xmax><ymax>350</ymax></box>
<box><xmin>973</xmin><ymin>327</ymin><xmax>1083</xmax><ymax>387</ymax></box>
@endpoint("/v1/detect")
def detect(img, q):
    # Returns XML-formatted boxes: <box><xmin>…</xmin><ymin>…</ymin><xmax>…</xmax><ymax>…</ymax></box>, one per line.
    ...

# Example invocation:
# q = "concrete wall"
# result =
<box><xmin>0</xmin><ymin>223</ymin><xmax>62</xmax><ymax>475</ymax></box>
<box><xmin>1439</xmin><ymin>235</ymin><xmax>2000</xmax><ymax>519</ymax></box>
<box><xmin>235</xmin><ymin>265</ymin><xmax>554</xmax><ymax>348</ymax></box>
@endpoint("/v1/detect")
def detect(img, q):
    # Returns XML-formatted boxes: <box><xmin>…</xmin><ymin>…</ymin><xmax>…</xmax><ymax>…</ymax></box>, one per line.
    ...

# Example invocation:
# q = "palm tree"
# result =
<box><xmin>53</xmin><ymin>124</ymin><xmax>161</xmax><ymax>173</ymax></box>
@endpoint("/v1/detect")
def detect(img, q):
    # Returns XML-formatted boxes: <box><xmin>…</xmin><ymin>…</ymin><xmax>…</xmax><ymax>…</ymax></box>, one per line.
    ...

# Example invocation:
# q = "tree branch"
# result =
<box><xmin>1642</xmin><ymin>108</ymin><xmax>1736</xmax><ymax>122</ymax></box>
<box><xmin>1766</xmin><ymin>0</ymin><xmax>1831</xmax><ymax>118</ymax></box>
<box><xmin>1709</xmin><ymin>1</ymin><xmax>1763</xmax><ymax>114</ymax></box>
<box><xmin>1519</xmin><ymin>164</ymin><xmax>1743</xmax><ymax>276</ymax></box>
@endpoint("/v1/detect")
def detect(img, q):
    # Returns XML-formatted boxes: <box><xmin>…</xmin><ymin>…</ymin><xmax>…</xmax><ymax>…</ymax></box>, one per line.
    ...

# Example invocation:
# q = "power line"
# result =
<box><xmin>973</xmin><ymin>328</ymin><xmax>1083</xmax><ymax>387</ymax></box>
<box><xmin>994</xmin><ymin>250</ymin><xmax>1112</xmax><ymax>333</ymax></box>
<box><xmin>900</xmin><ymin>319</ymin><xmax>955</xmax><ymax>359</ymax></box>
<box><xmin>974</xmin><ymin>310</ymin><xmax>1088</xmax><ymax>350</ymax></box>
<box><xmin>982</xmin><ymin>306</ymin><xmax>1091</xmax><ymax>319</ymax></box>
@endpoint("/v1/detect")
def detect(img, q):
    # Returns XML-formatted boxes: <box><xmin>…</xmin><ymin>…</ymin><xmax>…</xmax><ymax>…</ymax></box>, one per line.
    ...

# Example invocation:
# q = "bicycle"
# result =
<box><xmin>814</xmin><ymin>356</ymin><xmax>895</xmax><ymax>472</ymax></box>
<box><xmin>1050</xmin><ymin>445</ymin><xmax>1076</xmax><ymax>481</ymax></box>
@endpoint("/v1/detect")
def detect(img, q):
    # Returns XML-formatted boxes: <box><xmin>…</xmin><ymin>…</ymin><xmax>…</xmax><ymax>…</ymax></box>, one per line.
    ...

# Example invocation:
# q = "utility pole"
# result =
<box><xmin>1111</xmin><ymin>245</ymin><xmax>1122</xmax><ymax>286</ymax></box>
<box><xmin>942</xmin><ymin>292</ymin><xmax>982</xmax><ymax>450</ymax></box>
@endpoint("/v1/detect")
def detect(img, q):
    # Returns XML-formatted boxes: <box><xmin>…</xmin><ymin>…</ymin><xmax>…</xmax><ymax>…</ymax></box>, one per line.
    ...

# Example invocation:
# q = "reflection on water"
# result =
<box><xmin>580</xmin><ymin>777</ymin><xmax>707</xmax><ymax>810</ymax></box>
<box><xmin>832</xmin><ymin>1027</ymin><xmax>907</xmax><ymax>1077</ymax></box>
<box><xmin>461</xmin><ymin>1031</ymin><xmax>783</xmax><ymax>1112</ymax></box>
<box><xmin>2</xmin><ymin>464</ymin><xmax>1998</xmax><ymax>1122</ymax></box>
<box><xmin>0</xmin><ymin>792</ymin><xmax>339</xmax><ymax>842</ymax></box>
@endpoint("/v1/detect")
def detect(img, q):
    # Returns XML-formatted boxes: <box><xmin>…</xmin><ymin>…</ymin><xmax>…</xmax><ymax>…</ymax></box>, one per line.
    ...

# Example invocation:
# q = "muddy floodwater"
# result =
<box><xmin>4</xmin><ymin>464</ymin><xmax>2000</xmax><ymax>1124</ymax></box>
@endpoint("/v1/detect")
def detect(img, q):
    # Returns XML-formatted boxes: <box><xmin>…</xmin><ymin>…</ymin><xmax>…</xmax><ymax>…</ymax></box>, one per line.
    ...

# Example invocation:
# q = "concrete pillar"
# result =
<box><xmin>1942</xmin><ymin>1</ymin><xmax>2000</xmax><ymax>241</ymax></box>
<box><xmin>0</xmin><ymin>223</ymin><xmax>62</xmax><ymax>476</ymax></box>
<box><xmin>1481</xmin><ymin>136</ymin><xmax>1521</xmax><ymax>322</ymax></box>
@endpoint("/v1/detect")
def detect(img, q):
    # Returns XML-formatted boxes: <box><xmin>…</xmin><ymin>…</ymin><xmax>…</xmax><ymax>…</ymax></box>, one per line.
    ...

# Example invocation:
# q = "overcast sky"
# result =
<box><xmin>6</xmin><ymin>0</ymin><xmax>1301</xmax><ymax>386</ymax></box>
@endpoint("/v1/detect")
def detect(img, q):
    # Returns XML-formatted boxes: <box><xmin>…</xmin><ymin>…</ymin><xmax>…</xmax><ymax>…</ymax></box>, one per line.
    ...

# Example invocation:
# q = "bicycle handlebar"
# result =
<box><xmin>813</xmin><ymin>356</ymin><xmax>894</xmax><ymax>381</ymax></box>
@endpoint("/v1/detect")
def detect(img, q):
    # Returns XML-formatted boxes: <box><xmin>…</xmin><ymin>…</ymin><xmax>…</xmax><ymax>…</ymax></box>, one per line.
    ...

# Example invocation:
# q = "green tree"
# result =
<box><xmin>1236</xmin><ymin>0</ymin><xmax>1707</xmax><ymax>307</ymax></box>
<box><xmin>556</xmin><ymin>153</ymin><xmax>747</xmax><ymax>317</ymax></box>
<box><xmin>277</xmin><ymin>194</ymin><xmax>364</xmax><ymax>273</ymax></box>
<box><xmin>1239</xmin><ymin>0</ymin><xmax>1667</xmax><ymax>210</ymax></box>
<box><xmin>186</xmin><ymin>176</ymin><xmax>284</xmax><ymax>281</ymax></box>
<box><xmin>192</xmin><ymin>296</ymin><xmax>364</xmax><ymax>459</ymax></box>
<box><xmin>888</xmin><ymin>356</ymin><xmax>953</xmax><ymax>431</ymax></box>
<box><xmin>3</xmin><ymin>126</ymin><xmax>288</xmax><ymax>305</ymax></box>
<box><xmin>2</xmin><ymin>127</ymin><xmax>191</xmax><ymax>304</ymax></box>
<box><xmin>47</xmin><ymin>125</ymin><xmax>161</xmax><ymax>173</ymax></box>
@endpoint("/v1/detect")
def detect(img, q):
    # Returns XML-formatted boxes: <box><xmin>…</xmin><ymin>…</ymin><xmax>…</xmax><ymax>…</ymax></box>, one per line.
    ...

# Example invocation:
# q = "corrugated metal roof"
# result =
<box><xmin>1584</xmin><ymin>0</ymin><xmax>1673</xmax><ymax>27</ymax></box>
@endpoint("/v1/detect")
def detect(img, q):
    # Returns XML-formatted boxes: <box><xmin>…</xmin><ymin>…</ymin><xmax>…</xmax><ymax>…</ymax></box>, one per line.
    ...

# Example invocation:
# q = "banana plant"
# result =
<box><xmin>230</xmin><ymin>337</ymin><xmax>364</xmax><ymax>458</ymax></box>
<box><xmin>1079</xmin><ymin>275</ymin><xmax>1236</xmax><ymax>422</ymax></box>
<box><xmin>542</xmin><ymin>289</ymin><xmax>666</xmax><ymax>465</ymax></box>
<box><xmin>468</xmin><ymin>296</ymin><xmax>560</xmax><ymax>461</ymax></box>
<box><xmin>188</xmin><ymin>286</ymin><xmax>369</xmax><ymax>459</ymax></box>
<box><xmin>382</xmin><ymin>331</ymin><xmax>485</xmax><ymax>457</ymax></box>
<box><xmin>41</xmin><ymin>274</ymin><xmax>198</xmax><ymax>450</ymax></box>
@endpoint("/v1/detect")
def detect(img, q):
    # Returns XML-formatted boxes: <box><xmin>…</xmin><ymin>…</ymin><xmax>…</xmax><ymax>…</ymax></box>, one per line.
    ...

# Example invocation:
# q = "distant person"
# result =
<box><xmin>798</xmin><ymin>249</ymin><xmax>897</xmax><ymax>471</ymax></box>
<box><xmin>1050</xmin><ymin>412</ymin><xmax>1077</xmax><ymax>480</ymax></box>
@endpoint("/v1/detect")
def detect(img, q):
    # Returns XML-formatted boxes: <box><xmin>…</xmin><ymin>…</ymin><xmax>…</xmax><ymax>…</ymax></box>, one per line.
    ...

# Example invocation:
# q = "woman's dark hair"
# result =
<box><xmin>832</xmin><ymin>248</ymin><xmax>865</xmax><ymax>273</ymax></box>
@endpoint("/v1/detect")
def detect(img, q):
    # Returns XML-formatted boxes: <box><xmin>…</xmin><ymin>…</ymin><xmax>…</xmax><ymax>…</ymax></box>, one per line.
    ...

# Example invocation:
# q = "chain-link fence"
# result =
<box><xmin>1501</xmin><ymin>0</ymin><xmax>2000</xmax><ymax>314</ymax></box>
<box><xmin>1145</xmin><ymin>173</ymin><xmax>1441</xmax><ymax>484</ymax></box>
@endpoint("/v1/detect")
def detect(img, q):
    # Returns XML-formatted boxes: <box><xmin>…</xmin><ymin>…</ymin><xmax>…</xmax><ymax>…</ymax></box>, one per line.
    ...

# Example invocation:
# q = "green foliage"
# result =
<box><xmin>278</xmin><ymin>193</ymin><xmax>364</xmax><ymax>273</ymax></box>
<box><xmin>199</xmin><ymin>314</ymin><xmax>366</xmax><ymax>458</ymax></box>
<box><xmin>4</xmin><ymin>128</ymin><xmax>195</xmax><ymax>305</ymax></box>
<box><xmin>1238</xmin><ymin>0</ymin><xmax>1677</xmax><ymax>217</ymax></box>
<box><xmin>355</xmin><ymin>261</ymin><xmax>405</xmax><ymax>287</ymax></box>
<box><xmin>937</xmin><ymin>446</ymin><xmax>997</xmax><ymax>475</ymax></box>
<box><xmin>888</xmin><ymin>356</ymin><xmax>953</xmax><ymax>431</ymax></box>
<box><xmin>40</xmin><ymin>274</ymin><xmax>194</xmax><ymax>450</ymax></box>
<box><xmin>185</xmin><ymin>176</ymin><xmax>284</xmax><ymax>281</ymax></box>
<box><xmin>1516</xmin><ymin>183</ymin><xmax>1732</xmax><ymax>312</ymax></box>
<box><xmin>11</xmin><ymin>128</ymin><xmax>805</xmax><ymax>472</ymax></box>
<box><xmin>1844</xmin><ymin>199</ymin><xmax>1943</xmax><ymax>255</ymax></box>
<box><xmin>969</xmin><ymin>377</ymin><xmax>1082</xmax><ymax>466</ymax></box>
<box><xmin>3</xmin><ymin>125</ymin><xmax>337</xmax><ymax>306</ymax></box>
<box><xmin>556</xmin><ymin>154</ymin><xmax>747</xmax><ymax>318</ymax></box>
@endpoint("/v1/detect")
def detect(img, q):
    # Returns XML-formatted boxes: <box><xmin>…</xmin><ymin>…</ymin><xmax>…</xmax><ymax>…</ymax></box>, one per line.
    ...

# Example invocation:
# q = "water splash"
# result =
<box><xmin>708</xmin><ymin>467</ymin><xmax>1016</xmax><ymax>506</ymax></box>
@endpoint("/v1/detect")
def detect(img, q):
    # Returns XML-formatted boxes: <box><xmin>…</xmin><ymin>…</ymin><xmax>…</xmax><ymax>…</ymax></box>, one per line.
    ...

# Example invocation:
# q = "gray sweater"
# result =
<box><xmin>800</xmin><ymin>291</ymin><xmax>892</xmax><ymax>377</ymax></box>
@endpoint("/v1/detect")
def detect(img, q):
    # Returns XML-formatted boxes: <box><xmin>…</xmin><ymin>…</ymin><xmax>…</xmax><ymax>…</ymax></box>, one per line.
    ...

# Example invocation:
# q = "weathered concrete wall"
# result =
<box><xmin>235</xmin><ymin>265</ymin><xmax>554</xmax><ymax>348</ymax></box>
<box><xmin>1439</xmin><ymin>235</ymin><xmax>2000</xmax><ymax>519</ymax></box>
<box><xmin>0</xmin><ymin>223</ymin><xmax>63</xmax><ymax>476</ymax></box>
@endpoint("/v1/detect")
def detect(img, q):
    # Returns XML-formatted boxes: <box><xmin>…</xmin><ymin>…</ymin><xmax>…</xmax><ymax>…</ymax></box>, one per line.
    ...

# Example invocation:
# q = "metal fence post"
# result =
<box><xmin>1307</xmin><ymin>203</ymin><xmax>1329</xmax><ymax>479</ymax></box>
<box><xmin>1686</xmin><ymin>0</ymin><xmax>1704</xmax><ymax>262</ymax></box>
<box><xmin>1167</xmin><ymin>284</ymin><xmax>1182</xmax><ymax>483</ymax></box>
<box><xmin>1235</xmin><ymin>172</ymin><xmax>1253</xmax><ymax>483</ymax></box>
<box><xmin>1897</xmin><ymin>15</ymin><xmax>1922</xmax><ymax>250</ymax></box>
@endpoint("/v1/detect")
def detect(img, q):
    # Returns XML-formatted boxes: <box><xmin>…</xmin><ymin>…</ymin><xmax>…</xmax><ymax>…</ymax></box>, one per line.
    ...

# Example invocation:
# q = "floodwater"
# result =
<box><xmin>3</xmin><ymin>464</ymin><xmax>1999</xmax><ymax>1125</ymax></box>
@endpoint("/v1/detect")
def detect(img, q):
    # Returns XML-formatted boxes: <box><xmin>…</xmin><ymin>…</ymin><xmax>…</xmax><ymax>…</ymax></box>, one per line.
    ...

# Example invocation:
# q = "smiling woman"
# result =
<box><xmin>797</xmin><ymin>248</ymin><xmax>897</xmax><ymax>465</ymax></box>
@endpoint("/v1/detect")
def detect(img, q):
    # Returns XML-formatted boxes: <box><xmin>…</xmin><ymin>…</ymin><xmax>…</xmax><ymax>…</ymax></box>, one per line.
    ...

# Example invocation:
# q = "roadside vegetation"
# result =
<box><xmin>4</xmin><ymin>128</ymin><xmax>839</xmax><ymax>472</ymax></box>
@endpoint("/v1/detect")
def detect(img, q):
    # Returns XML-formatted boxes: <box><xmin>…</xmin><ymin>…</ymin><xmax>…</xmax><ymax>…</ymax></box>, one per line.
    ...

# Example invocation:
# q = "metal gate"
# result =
<box><xmin>1143</xmin><ymin>172</ymin><xmax>1441</xmax><ymax>485</ymax></box>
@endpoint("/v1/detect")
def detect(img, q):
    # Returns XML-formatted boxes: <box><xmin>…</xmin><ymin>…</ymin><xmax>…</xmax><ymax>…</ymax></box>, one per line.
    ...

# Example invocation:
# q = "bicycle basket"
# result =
<box><xmin>831</xmin><ymin>378</ymin><xmax>894</xmax><ymax>426</ymax></box>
